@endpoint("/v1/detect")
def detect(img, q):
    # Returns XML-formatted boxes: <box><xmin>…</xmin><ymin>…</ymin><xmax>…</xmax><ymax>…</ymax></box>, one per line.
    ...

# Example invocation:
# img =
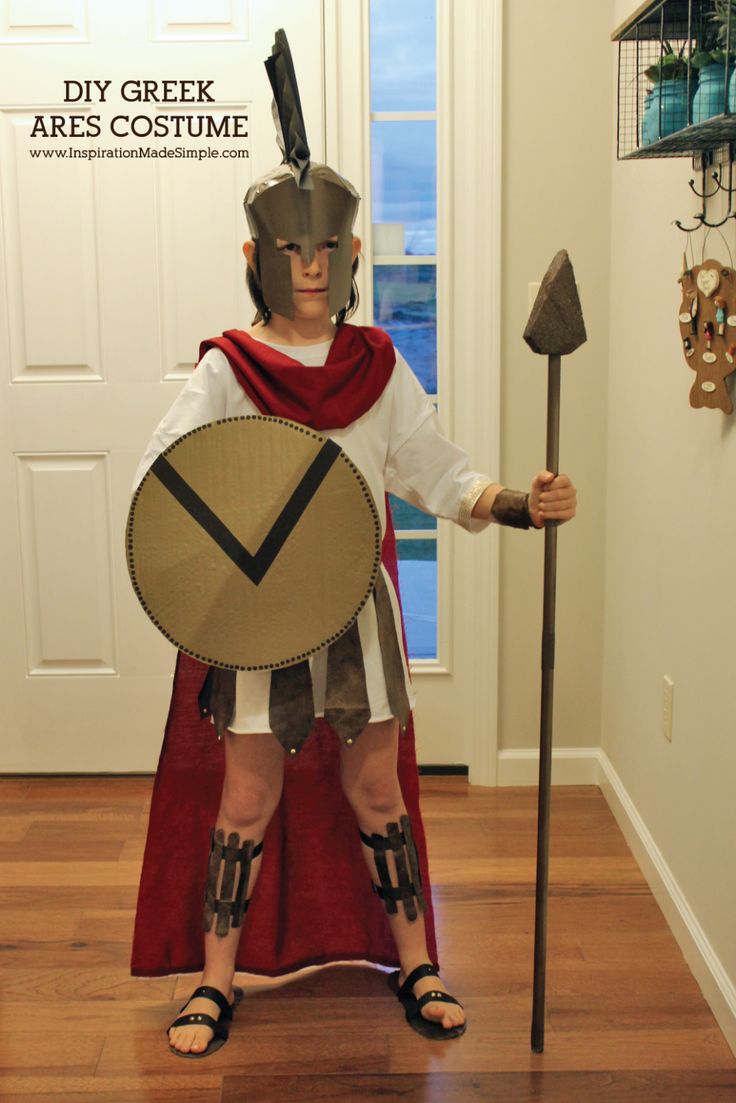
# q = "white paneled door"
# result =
<box><xmin>0</xmin><ymin>0</ymin><xmax>323</xmax><ymax>770</ymax></box>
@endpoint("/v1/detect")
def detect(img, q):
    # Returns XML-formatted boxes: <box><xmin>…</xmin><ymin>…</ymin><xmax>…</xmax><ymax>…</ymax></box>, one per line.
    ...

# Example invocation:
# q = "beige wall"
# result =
<box><xmin>604</xmin><ymin>0</ymin><xmax>736</xmax><ymax>1001</ymax></box>
<box><xmin>500</xmin><ymin>0</ymin><xmax>736</xmax><ymax>1033</ymax></box>
<box><xmin>499</xmin><ymin>0</ymin><xmax>612</xmax><ymax>751</ymax></box>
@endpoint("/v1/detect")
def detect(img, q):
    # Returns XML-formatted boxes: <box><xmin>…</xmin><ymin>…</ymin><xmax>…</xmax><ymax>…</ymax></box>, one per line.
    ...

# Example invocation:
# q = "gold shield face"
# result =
<box><xmin>126</xmin><ymin>417</ymin><xmax>381</xmax><ymax>670</ymax></box>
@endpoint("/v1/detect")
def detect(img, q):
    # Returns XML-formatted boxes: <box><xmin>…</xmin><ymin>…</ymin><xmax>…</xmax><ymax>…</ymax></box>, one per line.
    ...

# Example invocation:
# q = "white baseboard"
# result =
<box><xmin>496</xmin><ymin>745</ymin><xmax>736</xmax><ymax>1057</ymax></box>
<box><xmin>496</xmin><ymin>746</ymin><xmax>603</xmax><ymax>786</ymax></box>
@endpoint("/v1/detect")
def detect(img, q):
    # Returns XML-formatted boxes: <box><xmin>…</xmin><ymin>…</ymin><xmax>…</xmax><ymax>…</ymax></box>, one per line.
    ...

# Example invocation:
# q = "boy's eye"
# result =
<box><xmin>322</xmin><ymin>239</ymin><xmax>339</xmax><ymax>251</ymax></box>
<box><xmin>277</xmin><ymin>242</ymin><xmax>301</xmax><ymax>255</ymax></box>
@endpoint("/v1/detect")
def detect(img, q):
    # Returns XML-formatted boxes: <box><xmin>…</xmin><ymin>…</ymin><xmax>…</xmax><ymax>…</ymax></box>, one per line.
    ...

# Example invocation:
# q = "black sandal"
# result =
<box><xmin>166</xmin><ymin>983</ymin><xmax>243</xmax><ymax>1059</ymax></box>
<box><xmin>388</xmin><ymin>964</ymin><xmax>466</xmax><ymax>1040</ymax></box>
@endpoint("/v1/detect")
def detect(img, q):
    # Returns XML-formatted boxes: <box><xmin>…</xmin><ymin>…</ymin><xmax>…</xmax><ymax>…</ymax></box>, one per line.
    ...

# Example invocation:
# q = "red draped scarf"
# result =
<box><xmin>130</xmin><ymin>323</ymin><xmax>439</xmax><ymax>978</ymax></box>
<box><xmin>199</xmin><ymin>323</ymin><xmax>395</xmax><ymax>429</ymax></box>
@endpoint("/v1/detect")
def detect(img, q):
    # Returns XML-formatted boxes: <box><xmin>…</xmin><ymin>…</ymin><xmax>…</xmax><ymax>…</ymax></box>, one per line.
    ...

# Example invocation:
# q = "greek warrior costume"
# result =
<box><xmin>129</xmin><ymin>324</ymin><xmax>494</xmax><ymax>976</ymax></box>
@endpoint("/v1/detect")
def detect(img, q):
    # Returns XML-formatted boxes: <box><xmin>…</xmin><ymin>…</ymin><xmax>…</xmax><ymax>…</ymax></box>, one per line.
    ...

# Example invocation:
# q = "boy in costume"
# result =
<box><xmin>129</xmin><ymin>31</ymin><xmax>577</xmax><ymax>1057</ymax></box>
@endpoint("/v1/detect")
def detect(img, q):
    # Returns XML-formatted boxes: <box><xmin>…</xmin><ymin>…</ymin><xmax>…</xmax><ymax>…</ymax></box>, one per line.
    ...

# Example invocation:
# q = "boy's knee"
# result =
<box><xmin>342</xmin><ymin>776</ymin><xmax>403</xmax><ymax>816</ymax></box>
<box><xmin>220</xmin><ymin>780</ymin><xmax>282</xmax><ymax>828</ymax></box>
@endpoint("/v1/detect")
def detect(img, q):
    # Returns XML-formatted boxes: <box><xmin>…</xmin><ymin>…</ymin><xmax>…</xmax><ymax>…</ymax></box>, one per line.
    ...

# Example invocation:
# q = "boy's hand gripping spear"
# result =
<box><xmin>522</xmin><ymin>250</ymin><xmax>586</xmax><ymax>1054</ymax></box>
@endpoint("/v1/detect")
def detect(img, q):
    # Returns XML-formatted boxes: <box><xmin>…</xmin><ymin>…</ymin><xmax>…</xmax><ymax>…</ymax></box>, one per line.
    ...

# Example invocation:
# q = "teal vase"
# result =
<box><xmin>693</xmin><ymin>63</ymin><xmax>730</xmax><ymax>121</ymax></box>
<box><xmin>642</xmin><ymin>79</ymin><xmax>690</xmax><ymax>144</ymax></box>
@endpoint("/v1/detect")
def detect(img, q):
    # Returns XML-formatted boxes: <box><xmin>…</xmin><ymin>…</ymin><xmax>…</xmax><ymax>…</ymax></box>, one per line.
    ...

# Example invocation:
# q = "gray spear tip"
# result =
<box><xmin>523</xmin><ymin>249</ymin><xmax>587</xmax><ymax>357</ymax></box>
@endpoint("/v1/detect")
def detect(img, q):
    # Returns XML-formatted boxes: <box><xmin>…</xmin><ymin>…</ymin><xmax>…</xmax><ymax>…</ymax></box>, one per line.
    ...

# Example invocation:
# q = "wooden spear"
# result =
<box><xmin>522</xmin><ymin>250</ymin><xmax>587</xmax><ymax>1054</ymax></box>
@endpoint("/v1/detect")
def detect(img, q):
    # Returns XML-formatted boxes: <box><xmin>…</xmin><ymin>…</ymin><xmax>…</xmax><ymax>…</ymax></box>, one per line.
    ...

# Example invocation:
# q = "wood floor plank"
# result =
<box><xmin>2</xmin><ymin>1093</ymin><xmax>221</xmax><ymax>1103</ymax></box>
<box><xmin>384</xmin><ymin>1027</ymin><xmax>735</xmax><ymax>1073</ymax></box>
<box><xmin>0</xmin><ymin>967</ymin><xmax>175</xmax><ymax>1002</ymax></box>
<box><xmin>0</xmin><ymin>816</ymin><xmax>32</xmax><ymax>842</ymax></box>
<box><xmin>0</xmin><ymin>862</ymin><xmax>143</xmax><ymax>887</ymax></box>
<box><xmin>73</xmin><ymin>910</ymin><xmax>135</xmax><ymax>943</ymax></box>
<box><xmin>0</xmin><ymin>1034</ymin><xmax>104</xmax><ymax>1074</ymax></box>
<box><xmin>427</xmin><ymin>856</ymin><xmax>650</xmax><ymax>887</ymax></box>
<box><xmin>0</xmin><ymin>911</ymin><xmax>82</xmax><ymax>940</ymax></box>
<box><xmin>0</xmin><ymin>886</ymin><xmax>138</xmax><ymax>910</ymax></box>
<box><xmin>0</xmin><ymin>941</ymin><xmax>132</xmax><ymax>969</ymax></box>
<box><xmin>94</xmin><ymin>1027</ymin><xmax>390</xmax><ymax>1076</ymax></box>
<box><xmin>219</xmin><ymin>1069</ymin><xmax>736</xmax><ymax>1103</ymax></box>
<box><xmin>0</xmin><ymin>1075</ymin><xmax>221</xmax><ymax>1097</ymax></box>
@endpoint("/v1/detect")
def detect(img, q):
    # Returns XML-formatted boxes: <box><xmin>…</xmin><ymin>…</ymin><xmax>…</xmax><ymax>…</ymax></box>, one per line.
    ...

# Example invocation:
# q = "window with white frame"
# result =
<box><xmin>369</xmin><ymin>0</ymin><xmax>438</xmax><ymax>661</ymax></box>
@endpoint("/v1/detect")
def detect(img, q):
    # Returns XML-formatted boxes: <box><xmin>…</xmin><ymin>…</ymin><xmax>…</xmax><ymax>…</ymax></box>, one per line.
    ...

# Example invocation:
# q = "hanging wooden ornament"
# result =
<box><xmin>677</xmin><ymin>259</ymin><xmax>736</xmax><ymax>414</ymax></box>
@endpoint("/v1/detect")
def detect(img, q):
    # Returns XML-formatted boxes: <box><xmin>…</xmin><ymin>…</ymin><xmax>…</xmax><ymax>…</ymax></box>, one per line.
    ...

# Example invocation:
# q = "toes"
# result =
<box><xmin>169</xmin><ymin>1025</ymin><xmax>212</xmax><ymax>1053</ymax></box>
<box><xmin>422</xmin><ymin>1000</ymin><xmax>465</xmax><ymax>1029</ymax></box>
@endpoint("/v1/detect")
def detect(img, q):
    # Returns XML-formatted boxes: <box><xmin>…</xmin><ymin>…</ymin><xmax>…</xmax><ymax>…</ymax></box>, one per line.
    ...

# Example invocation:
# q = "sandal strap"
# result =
<box><xmin>415</xmin><ymin>991</ymin><xmax>463</xmax><ymax>1012</ymax></box>
<box><xmin>184</xmin><ymin>985</ymin><xmax>231</xmax><ymax>1018</ymax></box>
<box><xmin>398</xmin><ymin>963</ymin><xmax>438</xmax><ymax>997</ymax></box>
<box><xmin>168</xmin><ymin>1011</ymin><xmax>229</xmax><ymax>1039</ymax></box>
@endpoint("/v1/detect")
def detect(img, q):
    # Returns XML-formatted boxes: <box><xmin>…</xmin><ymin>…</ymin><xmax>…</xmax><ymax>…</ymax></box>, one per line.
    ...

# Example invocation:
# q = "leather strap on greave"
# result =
<box><xmin>203</xmin><ymin>827</ymin><xmax>264</xmax><ymax>936</ymax></box>
<box><xmin>360</xmin><ymin>814</ymin><xmax>427</xmax><ymax>922</ymax></box>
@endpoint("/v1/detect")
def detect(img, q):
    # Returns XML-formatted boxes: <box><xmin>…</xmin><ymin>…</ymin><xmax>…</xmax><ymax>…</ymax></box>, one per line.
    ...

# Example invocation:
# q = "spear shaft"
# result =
<box><xmin>531</xmin><ymin>353</ymin><xmax>561</xmax><ymax>1054</ymax></box>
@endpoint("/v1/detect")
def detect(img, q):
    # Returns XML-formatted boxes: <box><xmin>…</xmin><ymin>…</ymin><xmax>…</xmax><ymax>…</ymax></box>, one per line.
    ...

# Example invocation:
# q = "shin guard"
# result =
<box><xmin>203</xmin><ymin>827</ymin><xmax>264</xmax><ymax>937</ymax></box>
<box><xmin>360</xmin><ymin>814</ymin><xmax>427</xmax><ymax>922</ymax></box>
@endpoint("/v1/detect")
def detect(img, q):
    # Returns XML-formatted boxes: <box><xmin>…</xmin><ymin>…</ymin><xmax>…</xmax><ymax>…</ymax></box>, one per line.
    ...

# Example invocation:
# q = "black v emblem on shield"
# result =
<box><xmin>150</xmin><ymin>438</ymin><xmax>341</xmax><ymax>586</ymax></box>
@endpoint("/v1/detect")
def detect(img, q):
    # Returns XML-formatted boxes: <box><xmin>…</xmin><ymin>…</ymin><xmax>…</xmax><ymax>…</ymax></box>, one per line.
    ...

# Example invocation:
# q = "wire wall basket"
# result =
<box><xmin>614</xmin><ymin>0</ymin><xmax>736</xmax><ymax>159</ymax></box>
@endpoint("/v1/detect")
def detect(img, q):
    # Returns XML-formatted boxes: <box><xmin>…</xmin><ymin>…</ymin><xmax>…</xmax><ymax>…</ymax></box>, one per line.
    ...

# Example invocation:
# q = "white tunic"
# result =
<box><xmin>133</xmin><ymin>333</ymin><xmax>493</xmax><ymax>733</ymax></box>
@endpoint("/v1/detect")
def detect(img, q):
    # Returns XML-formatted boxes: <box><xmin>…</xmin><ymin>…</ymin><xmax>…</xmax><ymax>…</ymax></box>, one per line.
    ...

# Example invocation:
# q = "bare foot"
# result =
<box><xmin>167</xmin><ymin>984</ymin><xmax>237</xmax><ymax>1055</ymax></box>
<box><xmin>398</xmin><ymin>969</ymin><xmax>465</xmax><ymax>1032</ymax></box>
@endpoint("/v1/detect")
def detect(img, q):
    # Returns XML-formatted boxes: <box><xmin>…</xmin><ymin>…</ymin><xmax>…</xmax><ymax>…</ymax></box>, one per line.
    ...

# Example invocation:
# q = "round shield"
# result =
<box><xmin>126</xmin><ymin>416</ymin><xmax>381</xmax><ymax>670</ymax></box>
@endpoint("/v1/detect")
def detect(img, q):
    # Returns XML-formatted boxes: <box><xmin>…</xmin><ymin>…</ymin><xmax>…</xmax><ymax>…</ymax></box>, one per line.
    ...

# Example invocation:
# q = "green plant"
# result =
<box><xmin>645</xmin><ymin>41</ymin><xmax>689</xmax><ymax>82</ymax></box>
<box><xmin>692</xmin><ymin>46</ymin><xmax>731</xmax><ymax>68</ymax></box>
<box><xmin>712</xmin><ymin>0</ymin><xmax>736</xmax><ymax>48</ymax></box>
<box><xmin>689</xmin><ymin>1</ymin><xmax>735</xmax><ymax>67</ymax></box>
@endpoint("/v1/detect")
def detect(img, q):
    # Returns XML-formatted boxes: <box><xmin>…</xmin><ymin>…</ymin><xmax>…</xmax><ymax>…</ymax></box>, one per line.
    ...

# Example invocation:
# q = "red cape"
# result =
<box><xmin>130</xmin><ymin>324</ymin><xmax>439</xmax><ymax>977</ymax></box>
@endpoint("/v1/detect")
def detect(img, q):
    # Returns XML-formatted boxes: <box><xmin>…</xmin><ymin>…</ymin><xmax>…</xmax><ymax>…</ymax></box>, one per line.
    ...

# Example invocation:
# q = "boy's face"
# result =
<box><xmin>244</xmin><ymin>234</ymin><xmax>361</xmax><ymax>323</ymax></box>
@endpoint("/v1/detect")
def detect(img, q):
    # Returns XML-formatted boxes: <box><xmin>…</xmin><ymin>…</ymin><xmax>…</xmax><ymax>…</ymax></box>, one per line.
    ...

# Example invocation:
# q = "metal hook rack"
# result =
<box><xmin>674</xmin><ymin>145</ymin><xmax>736</xmax><ymax>232</ymax></box>
<box><xmin>688</xmin><ymin>170</ymin><xmax>720</xmax><ymax>200</ymax></box>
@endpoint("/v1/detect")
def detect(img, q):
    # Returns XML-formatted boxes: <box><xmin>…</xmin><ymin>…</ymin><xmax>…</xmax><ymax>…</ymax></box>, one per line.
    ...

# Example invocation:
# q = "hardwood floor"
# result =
<box><xmin>0</xmin><ymin>776</ymin><xmax>734</xmax><ymax>1102</ymax></box>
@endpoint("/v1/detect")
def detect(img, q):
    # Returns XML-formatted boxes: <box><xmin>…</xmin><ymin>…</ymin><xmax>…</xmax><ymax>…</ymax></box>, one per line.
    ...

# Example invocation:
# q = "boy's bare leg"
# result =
<box><xmin>339</xmin><ymin>719</ymin><xmax>465</xmax><ymax>1032</ymax></box>
<box><xmin>168</xmin><ymin>730</ymin><xmax>285</xmax><ymax>1054</ymax></box>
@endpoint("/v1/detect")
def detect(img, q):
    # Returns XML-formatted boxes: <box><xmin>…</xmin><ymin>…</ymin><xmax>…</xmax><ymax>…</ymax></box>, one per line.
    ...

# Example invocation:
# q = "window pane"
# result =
<box><xmin>396</xmin><ymin>539</ymin><xmax>437</xmax><ymax>660</ymax></box>
<box><xmin>389</xmin><ymin>493</ymin><xmax>437</xmax><ymax>531</ymax></box>
<box><xmin>373</xmin><ymin>264</ymin><xmax>436</xmax><ymax>392</ymax></box>
<box><xmin>371</xmin><ymin>121</ymin><xmax>436</xmax><ymax>255</ymax></box>
<box><xmin>370</xmin><ymin>0</ymin><xmax>436</xmax><ymax>112</ymax></box>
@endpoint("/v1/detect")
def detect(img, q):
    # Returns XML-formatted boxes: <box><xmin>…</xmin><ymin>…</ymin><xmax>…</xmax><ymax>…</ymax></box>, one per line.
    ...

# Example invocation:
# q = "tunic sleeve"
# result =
<box><xmin>383</xmin><ymin>351</ymin><xmax>494</xmax><ymax>533</ymax></box>
<box><xmin>131</xmin><ymin>350</ymin><xmax>232</xmax><ymax>491</ymax></box>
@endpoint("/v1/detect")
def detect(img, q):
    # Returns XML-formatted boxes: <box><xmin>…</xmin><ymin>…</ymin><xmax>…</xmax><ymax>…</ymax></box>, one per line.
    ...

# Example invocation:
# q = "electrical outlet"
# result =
<box><xmin>663</xmin><ymin>676</ymin><xmax>674</xmax><ymax>742</ymax></box>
